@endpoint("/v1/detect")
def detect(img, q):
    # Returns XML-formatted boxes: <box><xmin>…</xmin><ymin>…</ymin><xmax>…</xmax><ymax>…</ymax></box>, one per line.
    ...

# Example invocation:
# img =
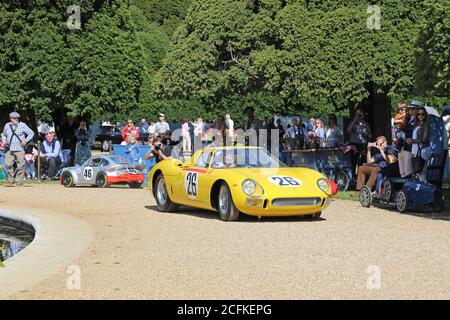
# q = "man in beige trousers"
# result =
<box><xmin>2</xmin><ymin>112</ymin><xmax>35</xmax><ymax>186</ymax></box>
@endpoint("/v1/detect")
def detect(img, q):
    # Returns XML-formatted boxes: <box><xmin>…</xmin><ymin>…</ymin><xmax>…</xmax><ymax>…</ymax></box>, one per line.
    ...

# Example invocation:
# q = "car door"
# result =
<box><xmin>80</xmin><ymin>157</ymin><xmax>103</xmax><ymax>185</ymax></box>
<box><xmin>179</xmin><ymin>151</ymin><xmax>213</xmax><ymax>207</ymax></box>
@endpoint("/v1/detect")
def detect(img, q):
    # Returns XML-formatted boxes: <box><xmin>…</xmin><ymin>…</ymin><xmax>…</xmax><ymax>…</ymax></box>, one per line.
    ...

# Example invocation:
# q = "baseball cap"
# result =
<box><xmin>158</xmin><ymin>113</ymin><xmax>165</xmax><ymax>117</ymax></box>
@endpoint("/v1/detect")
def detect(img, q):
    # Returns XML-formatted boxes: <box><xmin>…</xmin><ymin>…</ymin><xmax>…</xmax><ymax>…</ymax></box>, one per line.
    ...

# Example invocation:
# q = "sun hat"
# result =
<box><xmin>409</xmin><ymin>100</ymin><xmax>422</xmax><ymax>108</ymax></box>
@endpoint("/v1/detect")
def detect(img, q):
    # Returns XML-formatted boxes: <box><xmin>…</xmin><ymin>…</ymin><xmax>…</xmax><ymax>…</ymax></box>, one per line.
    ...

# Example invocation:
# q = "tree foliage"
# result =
<box><xmin>0</xmin><ymin>0</ymin><xmax>448</xmax><ymax>125</ymax></box>
<box><xmin>0</xmin><ymin>0</ymin><xmax>190</xmax><ymax>122</ymax></box>
<box><xmin>415</xmin><ymin>0</ymin><xmax>450</xmax><ymax>97</ymax></box>
<box><xmin>155</xmin><ymin>0</ymin><xmax>448</xmax><ymax>122</ymax></box>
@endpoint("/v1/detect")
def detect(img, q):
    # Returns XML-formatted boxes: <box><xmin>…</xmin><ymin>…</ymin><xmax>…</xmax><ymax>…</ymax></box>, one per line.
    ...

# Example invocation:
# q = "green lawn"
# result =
<box><xmin>334</xmin><ymin>191</ymin><xmax>359</xmax><ymax>202</ymax></box>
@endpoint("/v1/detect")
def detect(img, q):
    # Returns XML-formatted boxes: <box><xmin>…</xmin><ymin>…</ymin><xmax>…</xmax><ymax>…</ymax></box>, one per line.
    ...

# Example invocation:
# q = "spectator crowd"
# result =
<box><xmin>1</xmin><ymin>101</ymin><xmax>449</xmax><ymax>191</ymax></box>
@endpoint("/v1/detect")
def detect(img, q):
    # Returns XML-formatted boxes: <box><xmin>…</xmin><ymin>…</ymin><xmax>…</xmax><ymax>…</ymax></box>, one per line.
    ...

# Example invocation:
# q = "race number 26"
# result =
<box><xmin>269</xmin><ymin>176</ymin><xmax>301</xmax><ymax>187</ymax></box>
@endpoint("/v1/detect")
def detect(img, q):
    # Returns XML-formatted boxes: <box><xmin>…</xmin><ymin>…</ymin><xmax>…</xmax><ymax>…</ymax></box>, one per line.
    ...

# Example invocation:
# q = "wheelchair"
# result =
<box><xmin>359</xmin><ymin>113</ymin><xmax>447</xmax><ymax>213</ymax></box>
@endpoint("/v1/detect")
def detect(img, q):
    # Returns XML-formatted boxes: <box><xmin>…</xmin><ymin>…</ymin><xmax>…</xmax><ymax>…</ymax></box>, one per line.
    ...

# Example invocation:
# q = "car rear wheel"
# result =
<box><xmin>217</xmin><ymin>183</ymin><xmax>240</xmax><ymax>221</ymax></box>
<box><xmin>359</xmin><ymin>186</ymin><xmax>372</xmax><ymax>208</ymax></box>
<box><xmin>96</xmin><ymin>172</ymin><xmax>109</xmax><ymax>188</ymax></box>
<box><xmin>62</xmin><ymin>172</ymin><xmax>75</xmax><ymax>188</ymax></box>
<box><xmin>129</xmin><ymin>182</ymin><xmax>142</xmax><ymax>189</ymax></box>
<box><xmin>154</xmin><ymin>174</ymin><xmax>178</xmax><ymax>212</ymax></box>
<box><xmin>381</xmin><ymin>179</ymin><xmax>393</xmax><ymax>202</ymax></box>
<box><xmin>396</xmin><ymin>190</ymin><xmax>408</xmax><ymax>213</ymax></box>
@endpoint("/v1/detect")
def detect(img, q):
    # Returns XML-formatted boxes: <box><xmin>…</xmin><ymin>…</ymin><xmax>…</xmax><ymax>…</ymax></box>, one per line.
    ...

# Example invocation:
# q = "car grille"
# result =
<box><xmin>271</xmin><ymin>197</ymin><xmax>322</xmax><ymax>207</ymax></box>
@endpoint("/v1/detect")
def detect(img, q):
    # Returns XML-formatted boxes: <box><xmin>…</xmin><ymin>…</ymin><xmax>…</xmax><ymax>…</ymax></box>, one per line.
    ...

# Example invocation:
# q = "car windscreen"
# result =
<box><xmin>108</xmin><ymin>156</ymin><xmax>130</xmax><ymax>164</ymax></box>
<box><xmin>210</xmin><ymin>148</ymin><xmax>285</xmax><ymax>169</ymax></box>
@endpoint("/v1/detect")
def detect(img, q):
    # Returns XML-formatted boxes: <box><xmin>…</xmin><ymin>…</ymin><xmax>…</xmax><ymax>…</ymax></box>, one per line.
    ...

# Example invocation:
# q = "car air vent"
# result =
<box><xmin>271</xmin><ymin>198</ymin><xmax>321</xmax><ymax>207</ymax></box>
<box><xmin>126</xmin><ymin>167</ymin><xmax>137</xmax><ymax>174</ymax></box>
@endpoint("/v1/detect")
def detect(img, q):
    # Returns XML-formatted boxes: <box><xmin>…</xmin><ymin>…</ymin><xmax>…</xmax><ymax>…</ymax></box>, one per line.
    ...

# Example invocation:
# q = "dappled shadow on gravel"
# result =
<box><xmin>144</xmin><ymin>205</ymin><xmax>326</xmax><ymax>223</ymax></box>
<box><xmin>364</xmin><ymin>203</ymin><xmax>450</xmax><ymax>222</ymax></box>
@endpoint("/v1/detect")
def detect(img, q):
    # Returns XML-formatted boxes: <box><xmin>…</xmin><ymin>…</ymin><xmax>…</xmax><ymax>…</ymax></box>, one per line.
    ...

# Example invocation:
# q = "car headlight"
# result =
<box><xmin>242</xmin><ymin>179</ymin><xmax>256</xmax><ymax>196</ymax></box>
<box><xmin>317</xmin><ymin>178</ymin><xmax>329</xmax><ymax>192</ymax></box>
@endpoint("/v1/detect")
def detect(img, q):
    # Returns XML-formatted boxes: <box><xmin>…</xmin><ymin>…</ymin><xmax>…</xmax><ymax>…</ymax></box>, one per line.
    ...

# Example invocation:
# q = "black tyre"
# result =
<box><xmin>333</xmin><ymin>169</ymin><xmax>350</xmax><ymax>192</ymax></box>
<box><xmin>128</xmin><ymin>182</ymin><xmax>142</xmax><ymax>189</ymax></box>
<box><xmin>305</xmin><ymin>212</ymin><xmax>322</xmax><ymax>220</ymax></box>
<box><xmin>96</xmin><ymin>172</ymin><xmax>109</xmax><ymax>188</ymax></box>
<box><xmin>433</xmin><ymin>189</ymin><xmax>444</xmax><ymax>213</ymax></box>
<box><xmin>61</xmin><ymin>171</ymin><xmax>75</xmax><ymax>188</ymax></box>
<box><xmin>217</xmin><ymin>183</ymin><xmax>240</xmax><ymax>221</ymax></box>
<box><xmin>359</xmin><ymin>186</ymin><xmax>372</xmax><ymax>208</ymax></box>
<box><xmin>396</xmin><ymin>190</ymin><xmax>408</xmax><ymax>213</ymax></box>
<box><xmin>153</xmin><ymin>174</ymin><xmax>178</xmax><ymax>212</ymax></box>
<box><xmin>381</xmin><ymin>179</ymin><xmax>393</xmax><ymax>202</ymax></box>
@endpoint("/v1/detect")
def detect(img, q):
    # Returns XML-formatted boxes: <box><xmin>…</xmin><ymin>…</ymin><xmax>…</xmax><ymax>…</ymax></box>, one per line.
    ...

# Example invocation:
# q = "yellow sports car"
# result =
<box><xmin>148</xmin><ymin>146</ymin><xmax>337</xmax><ymax>221</ymax></box>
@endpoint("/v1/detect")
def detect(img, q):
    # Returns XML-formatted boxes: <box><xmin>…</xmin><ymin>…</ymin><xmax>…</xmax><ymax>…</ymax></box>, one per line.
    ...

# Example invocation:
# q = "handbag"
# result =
<box><xmin>412</xmin><ymin>148</ymin><xmax>426</xmax><ymax>173</ymax></box>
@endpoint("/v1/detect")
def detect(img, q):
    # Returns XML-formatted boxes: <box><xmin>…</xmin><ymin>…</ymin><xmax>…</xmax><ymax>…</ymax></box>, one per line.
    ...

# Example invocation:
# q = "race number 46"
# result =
<box><xmin>185</xmin><ymin>172</ymin><xmax>198</xmax><ymax>198</ymax></box>
<box><xmin>83</xmin><ymin>167</ymin><xmax>93</xmax><ymax>180</ymax></box>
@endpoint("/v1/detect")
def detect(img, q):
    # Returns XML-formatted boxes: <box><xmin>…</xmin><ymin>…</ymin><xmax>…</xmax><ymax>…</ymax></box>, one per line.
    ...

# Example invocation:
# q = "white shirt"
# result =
<box><xmin>225</xmin><ymin>119</ymin><xmax>234</xmax><ymax>137</ymax></box>
<box><xmin>412</xmin><ymin>126</ymin><xmax>421</xmax><ymax>157</ymax></box>
<box><xmin>147</xmin><ymin>124</ymin><xmax>156</xmax><ymax>134</ymax></box>
<box><xmin>194</xmin><ymin>122</ymin><xmax>206</xmax><ymax>136</ymax></box>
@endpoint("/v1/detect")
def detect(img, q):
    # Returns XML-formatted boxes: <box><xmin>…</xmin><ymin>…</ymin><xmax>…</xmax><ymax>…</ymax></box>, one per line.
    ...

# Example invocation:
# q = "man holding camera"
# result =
<box><xmin>144</xmin><ymin>137</ymin><xmax>172</xmax><ymax>164</ymax></box>
<box><xmin>356</xmin><ymin>136</ymin><xmax>397</xmax><ymax>192</ymax></box>
<box><xmin>1</xmin><ymin>112</ymin><xmax>35</xmax><ymax>186</ymax></box>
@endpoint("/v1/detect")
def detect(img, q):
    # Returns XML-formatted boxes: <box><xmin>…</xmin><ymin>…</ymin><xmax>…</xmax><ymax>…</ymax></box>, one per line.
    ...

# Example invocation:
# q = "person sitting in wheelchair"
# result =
<box><xmin>356</xmin><ymin>136</ymin><xmax>399</xmax><ymax>194</ymax></box>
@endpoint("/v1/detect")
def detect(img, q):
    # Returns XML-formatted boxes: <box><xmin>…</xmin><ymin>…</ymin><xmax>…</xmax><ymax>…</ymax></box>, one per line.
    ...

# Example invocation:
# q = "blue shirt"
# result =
<box><xmin>139</xmin><ymin>122</ymin><xmax>149</xmax><ymax>133</ymax></box>
<box><xmin>1</xmin><ymin>122</ymin><xmax>35</xmax><ymax>152</ymax></box>
<box><xmin>125</xmin><ymin>142</ymin><xmax>141</xmax><ymax>164</ymax></box>
<box><xmin>41</xmin><ymin>139</ymin><xmax>63</xmax><ymax>162</ymax></box>
<box><xmin>350</xmin><ymin>121</ymin><xmax>372</xmax><ymax>144</ymax></box>
<box><xmin>373</xmin><ymin>146</ymin><xmax>397</xmax><ymax>169</ymax></box>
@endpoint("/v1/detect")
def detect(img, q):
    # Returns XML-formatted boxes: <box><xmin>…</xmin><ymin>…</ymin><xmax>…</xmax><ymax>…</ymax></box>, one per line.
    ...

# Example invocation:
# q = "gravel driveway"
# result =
<box><xmin>1</xmin><ymin>184</ymin><xmax>449</xmax><ymax>299</ymax></box>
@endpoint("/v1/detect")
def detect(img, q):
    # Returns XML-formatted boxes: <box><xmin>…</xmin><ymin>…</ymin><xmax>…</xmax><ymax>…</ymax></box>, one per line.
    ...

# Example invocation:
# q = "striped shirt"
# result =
<box><xmin>1</xmin><ymin>122</ymin><xmax>35</xmax><ymax>152</ymax></box>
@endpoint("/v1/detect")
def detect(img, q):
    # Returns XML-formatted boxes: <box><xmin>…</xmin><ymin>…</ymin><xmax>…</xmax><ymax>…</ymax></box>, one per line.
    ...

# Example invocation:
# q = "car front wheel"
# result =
<box><xmin>154</xmin><ymin>174</ymin><xmax>178</xmax><ymax>212</ymax></box>
<box><xmin>62</xmin><ymin>172</ymin><xmax>75</xmax><ymax>187</ymax></box>
<box><xmin>217</xmin><ymin>183</ymin><xmax>240</xmax><ymax>221</ymax></box>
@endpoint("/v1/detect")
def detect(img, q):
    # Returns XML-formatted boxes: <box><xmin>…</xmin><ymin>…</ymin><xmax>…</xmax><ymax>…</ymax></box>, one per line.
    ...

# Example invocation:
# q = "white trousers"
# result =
<box><xmin>398</xmin><ymin>150</ymin><xmax>413</xmax><ymax>178</ymax></box>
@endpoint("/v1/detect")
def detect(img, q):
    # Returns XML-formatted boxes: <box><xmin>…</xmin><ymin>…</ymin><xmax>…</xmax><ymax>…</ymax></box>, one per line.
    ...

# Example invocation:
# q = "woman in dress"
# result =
<box><xmin>74</xmin><ymin>120</ymin><xmax>92</xmax><ymax>166</ymax></box>
<box><xmin>323</xmin><ymin>114</ymin><xmax>343</xmax><ymax>148</ymax></box>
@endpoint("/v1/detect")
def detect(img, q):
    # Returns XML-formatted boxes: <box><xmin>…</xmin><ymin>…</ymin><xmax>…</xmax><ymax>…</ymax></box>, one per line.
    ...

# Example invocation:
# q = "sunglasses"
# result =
<box><xmin>417</xmin><ymin>113</ymin><xmax>426</xmax><ymax>116</ymax></box>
